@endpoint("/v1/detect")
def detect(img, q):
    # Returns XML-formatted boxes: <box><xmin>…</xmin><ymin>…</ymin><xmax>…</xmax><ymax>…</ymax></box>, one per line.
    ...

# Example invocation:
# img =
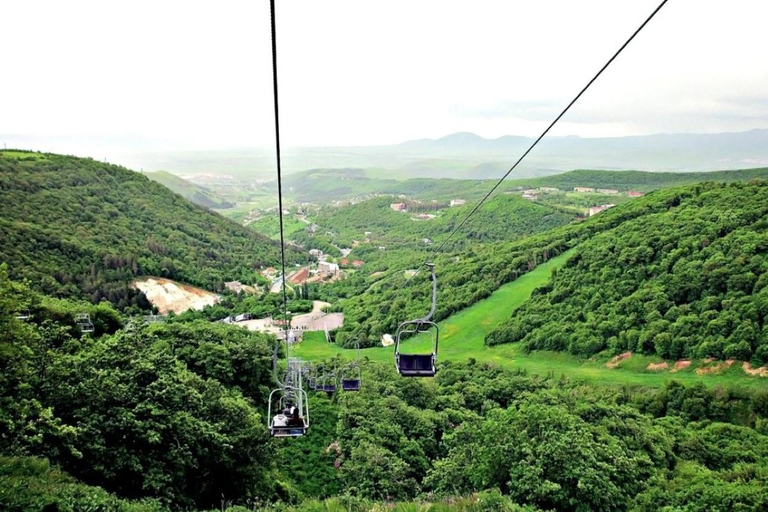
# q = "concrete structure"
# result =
<box><xmin>381</xmin><ymin>334</ymin><xmax>394</xmax><ymax>347</ymax></box>
<box><xmin>574</xmin><ymin>187</ymin><xmax>595</xmax><ymax>193</ymax></box>
<box><xmin>540</xmin><ymin>187</ymin><xmax>559</xmax><ymax>193</ymax></box>
<box><xmin>318</xmin><ymin>261</ymin><xmax>340</xmax><ymax>276</ymax></box>
<box><xmin>450</xmin><ymin>199</ymin><xmax>467</xmax><ymax>207</ymax></box>
<box><xmin>390</xmin><ymin>202</ymin><xmax>407</xmax><ymax>211</ymax></box>
<box><xmin>588</xmin><ymin>204</ymin><xmax>616</xmax><ymax>216</ymax></box>
<box><xmin>309</xmin><ymin>249</ymin><xmax>323</xmax><ymax>258</ymax></box>
<box><xmin>522</xmin><ymin>190</ymin><xmax>538</xmax><ymax>201</ymax></box>
<box><xmin>597</xmin><ymin>188</ymin><xmax>620</xmax><ymax>195</ymax></box>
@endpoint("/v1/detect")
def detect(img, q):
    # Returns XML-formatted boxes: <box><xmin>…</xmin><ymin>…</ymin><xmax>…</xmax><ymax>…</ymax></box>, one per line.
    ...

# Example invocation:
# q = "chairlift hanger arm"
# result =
<box><xmin>417</xmin><ymin>263</ymin><xmax>437</xmax><ymax>323</ymax></box>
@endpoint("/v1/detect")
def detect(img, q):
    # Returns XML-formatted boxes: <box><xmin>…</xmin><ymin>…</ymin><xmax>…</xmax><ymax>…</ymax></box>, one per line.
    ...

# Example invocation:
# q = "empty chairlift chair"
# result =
<box><xmin>76</xmin><ymin>313</ymin><xmax>95</xmax><ymax>334</ymax></box>
<box><xmin>319</xmin><ymin>373</ymin><xmax>337</xmax><ymax>395</ymax></box>
<box><xmin>341</xmin><ymin>340</ymin><xmax>362</xmax><ymax>391</ymax></box>
<box><xmin>341</xmin><ymin>364</ymin><xmax>361</xmax><ymax>391</ymax></box>
<box><xmin>268</xmin><ymin>387</ymin><xmax>309</xmax><ymax>437</ymax></box>
<box><xmin>395</xmin><ymin>263</ymin><xmax>439</xmax><ymax>377</ymax></box>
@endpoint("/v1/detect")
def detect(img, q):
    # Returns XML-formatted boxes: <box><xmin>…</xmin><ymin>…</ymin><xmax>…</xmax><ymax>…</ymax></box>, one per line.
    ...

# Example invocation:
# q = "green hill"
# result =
<box><xmin>145</xmin><ymin>170</ymin><xmax>234</xmax><ymax>209</ymax></box>
<box><xmin>0</xmin><ymin>150</ymin><xmax>304</xmax><ymax>309</ymax></box>
<box><xmin>283</xmin><ymin>166</ymin><xmax>768</xmax><ymax>205</ymax></box>
<box><xmin>487</xmin><ymin>180</ymin><xmax>768</xmax><ymax>364</ymax></box>
<box><xmin>504</xmin><ymin>167</ymin><xmax>768</xmax><ymax>192</ymax></box>
<box><xmin>305</xmin><ymin>194</ymin><xmax>576</xmax><ymax>248</ymax></box>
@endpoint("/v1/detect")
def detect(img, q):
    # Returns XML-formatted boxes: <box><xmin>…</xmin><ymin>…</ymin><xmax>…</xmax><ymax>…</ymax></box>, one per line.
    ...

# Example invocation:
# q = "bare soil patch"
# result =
<box><xmin>607</xmin><ymin>351</ymin><xmax>632</xmax><ymax>369</ymax></box>
<box><xmin>132</xmin><ymin>277</ymin><xmax>219</xmax><ymax>315</ymax></box>
<box><xmin>672</xmin><ymin>360</ymin><xmax>692</xmax><ymax>372</ymax></box>
<box><xmin>647</xmin><ymin>362</ymin><xmax>668</xmax><ymax>371</ymax></box>
<box><xmin>696</xmin><ymin>359</ymin><xmax>735</xmax><ymax>375</ymax></box>
<box><xmin>743</xmin><ymin>362</ymin><xmax>768</xmax><ymax>377</ymax></box>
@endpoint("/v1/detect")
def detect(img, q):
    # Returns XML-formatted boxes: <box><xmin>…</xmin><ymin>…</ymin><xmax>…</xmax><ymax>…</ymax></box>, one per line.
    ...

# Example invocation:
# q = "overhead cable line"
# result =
<box><xmin>270</xmin><ymin>0</ymin><xmax>289</xmax><ymax>388</ymax></box>
<box><xmin>402</xmin><ymin>0</ymin><xmax>670</xmax><ymax>285</ymax></box>
<box><xmin>336</xmin><ymin>0</ymin><xmax>671</xmax><ymax>348</ymax></box>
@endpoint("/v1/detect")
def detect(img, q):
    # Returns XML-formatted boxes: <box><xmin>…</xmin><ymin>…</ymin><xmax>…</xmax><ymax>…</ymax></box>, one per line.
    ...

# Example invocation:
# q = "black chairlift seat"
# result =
<box><xmin>396</xmin><ymin>353</ymin><xmax>436</xmax><ymax>377</ymax></box>
<box><xmin>342</xmin><ymin>378</ymin><xmax>361</xmax><ymax>391</ymax></box>
<box><xmin>322</xmin><ymin>382</ymin><xmax>337</xmax><ymax>394</ymax></box>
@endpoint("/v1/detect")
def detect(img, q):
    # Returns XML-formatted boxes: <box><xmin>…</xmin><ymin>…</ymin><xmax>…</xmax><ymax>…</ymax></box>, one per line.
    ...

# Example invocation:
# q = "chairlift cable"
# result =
<box><xmin>270</xmin><ymin>0</ymin><xmax>289</xmax><ymax>387</ymax></box>
<box><xmin>401</xmin><ymin>0</ymin><xmax>670</xmax><ymax>286</ymax></box>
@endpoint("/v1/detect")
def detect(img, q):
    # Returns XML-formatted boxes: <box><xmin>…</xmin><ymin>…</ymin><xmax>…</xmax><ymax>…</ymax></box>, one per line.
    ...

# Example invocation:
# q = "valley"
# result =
<box><xmin>294</xmin><ymin>253</ymin><xmax>768</xmax><ymax>390</ymax></box>
<box><xmin>3</xmin><ymin>148</ymin><xmax>768</xmax><ymax>512</ymax></box>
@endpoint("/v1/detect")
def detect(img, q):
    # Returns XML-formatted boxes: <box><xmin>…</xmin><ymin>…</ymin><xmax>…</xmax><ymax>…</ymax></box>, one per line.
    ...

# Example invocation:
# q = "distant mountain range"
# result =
<box><xmin>5</xmin><ymin>129</ymin><xmax>768</xmax><ymax>180</ymax></box>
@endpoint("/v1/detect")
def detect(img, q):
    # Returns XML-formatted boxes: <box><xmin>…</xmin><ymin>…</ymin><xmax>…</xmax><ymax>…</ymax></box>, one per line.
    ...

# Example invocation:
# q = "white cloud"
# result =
<box><xmin>2</xmin><ymin>0</ymin><xmax>767</xmax><ymax>150</ymax></box>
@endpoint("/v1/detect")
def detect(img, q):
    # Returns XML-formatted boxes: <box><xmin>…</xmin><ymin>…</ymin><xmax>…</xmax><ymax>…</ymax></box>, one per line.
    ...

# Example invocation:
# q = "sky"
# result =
<box><xmin>2</xmin><ymin>0</ymin><xmax>768</xmax><ymax>151</ymax></box>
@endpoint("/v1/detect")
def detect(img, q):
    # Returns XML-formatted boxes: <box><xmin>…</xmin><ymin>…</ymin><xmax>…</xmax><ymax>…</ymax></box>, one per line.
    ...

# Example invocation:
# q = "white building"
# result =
<box><xmin>318</xmin><ymin>261</ymin><xmax>340</xmax><ymax>276</ymax></box>
<box><xmin>450</xmin><ymin>199</ymin><xmax>467</xmax><ymax>207</ymax></box>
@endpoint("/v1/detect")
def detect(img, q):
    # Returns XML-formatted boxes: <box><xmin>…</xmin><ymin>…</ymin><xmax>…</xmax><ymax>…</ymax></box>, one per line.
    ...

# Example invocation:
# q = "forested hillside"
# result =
<box><xmin>506</xmin><ymin>167</ymin><xmax>768</xmax><ymax>192</ymax></box>
<box><xmin>326</xmin><ymin>180</ymin><xmax>714</xmax><ymax>347</ymax></box>
<box><xmin>283</xmin><ymin>166</ymin><xmax>768</xmax><ymax>204</ymax></box>
<box><xmin>0</xmin><ymin>150</ymin><xmax>303</xmax><ymax>309</ymax></box>
<box><xmin>487</xmin><ymin>181</ymin><xmax>768</xmax><ymax>364</ymax></box>
<box><xmin>145</xmin><ymin>170</ymin><xmax>234</xmax><ymax>209</ymax></box>
<box><xmin>309</xmin><ymin>195</ymin><xmax>575</xmax><ymax>248</ymax></box>
<box><xmin>0</xmin><ymin>265</ymin><xmax>278</xmax><ymax>508</ymax></box>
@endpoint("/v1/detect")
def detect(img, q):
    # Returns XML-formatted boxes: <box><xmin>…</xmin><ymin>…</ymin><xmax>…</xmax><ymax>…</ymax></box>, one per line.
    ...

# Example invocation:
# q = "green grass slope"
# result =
<box><xmin>145</xmin><ymin>170</ymin><xmax>234</xmax><ymax>209</ymax></box>
<box><xmin>296</xmin><ymin>253</ymin><xmax>766</xmax><ymax>389</ymax></box>
<box><xmin>0</xmin><ymin>150</ymin><xmax>304</xmax><ymax>309</ymax></box>
<box><xmin>488</xmin><ymin>180</ymin><xmax>768</xmax><ymax>365</ymax></box>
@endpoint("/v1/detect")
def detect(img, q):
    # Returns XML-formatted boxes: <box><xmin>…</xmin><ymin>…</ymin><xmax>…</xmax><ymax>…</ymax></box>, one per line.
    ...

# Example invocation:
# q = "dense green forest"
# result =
<box><xmin>0</xmin><ymin>151</ymin><xmax>304</xmax><ymax>309</ymax></box>
<box><xmin>145</xmin><ymin>170</ymin><xmax>234</xmax><ymax>209</ymax></box>
<box><xmin>4</xmin><ymin>149</ymin><xmax>768</xmax><ymax>511</ymax></box>
<box><xmin>487</xmin><ymin>181</ymin><xmax>768</xmax><ymax>364</ymax></box>
<box><xmin>3</xmin><ymin>263</ymin><xmax>767</xmax><ymax>510</ymax></box>
<box><xmin>323</xmin><ymin>179</ymin><xmax>725</xmax><ymax>348</ymax></box>
<box><xmin>306</xmin><ymin>195</ymin><xmax>575</xmax><ymax>248</ymax></box>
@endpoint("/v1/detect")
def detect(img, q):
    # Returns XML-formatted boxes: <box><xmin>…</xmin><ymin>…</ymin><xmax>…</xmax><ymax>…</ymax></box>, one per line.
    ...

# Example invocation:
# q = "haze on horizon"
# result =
<box><xmin>3</xmin><ymin>0</ymin><xmax>768</xmax><ymax>159</ymax></box>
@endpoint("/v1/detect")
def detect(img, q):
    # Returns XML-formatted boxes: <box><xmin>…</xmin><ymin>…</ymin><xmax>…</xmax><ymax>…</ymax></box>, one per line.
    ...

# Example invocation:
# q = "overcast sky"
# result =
<box><xmin>3</xmin><ymin>0</ymin><xmax>768</xmax><ymax>150</ymax></box>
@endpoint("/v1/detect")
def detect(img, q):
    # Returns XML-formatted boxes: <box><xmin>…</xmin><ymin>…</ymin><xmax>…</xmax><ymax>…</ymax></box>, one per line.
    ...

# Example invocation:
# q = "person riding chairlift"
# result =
<box><xmin>287</xmin><ymin>404</ymin><xmax>304</xmax><ymax>427</ymax></box>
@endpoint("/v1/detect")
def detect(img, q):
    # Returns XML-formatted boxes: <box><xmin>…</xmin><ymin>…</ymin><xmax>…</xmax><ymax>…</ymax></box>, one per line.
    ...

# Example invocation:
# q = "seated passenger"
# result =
<box><xmin>287</xmin><ymin>406</ymin><xmax>304</xmax><ymax>427</ymax></box>
<box><xmin>272</xmin><ymin>413</ymin><xmax>287</xmax><ymax>428</ymax></box>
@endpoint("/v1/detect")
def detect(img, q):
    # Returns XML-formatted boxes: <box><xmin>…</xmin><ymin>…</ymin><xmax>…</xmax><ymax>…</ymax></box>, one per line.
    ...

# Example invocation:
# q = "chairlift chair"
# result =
<box><xmin>15</xmin><ymin>309</ymin><xmax>31</xmax><ymax>321</ymax></box>
<box><xmin>341</xmin><ymin>338</ymin><xmax>362</xmax><ymax>391</ymax></box>
<box><xmin>395</xmin><ymin>263</ymin><xmax>439</xmax><ymax>377</ymax></box>
<box><xmin>341</xmin><ymin>364</ymin><xmax>362</xmax><ymax>391</ymax></box>
<box><xmin>268</xmin><ymin>387</ymin><xmax>309</xmax><ymax>437</ymax></box>
<box><xmin>76</xmin><ymin>312</ymin><xmax>95</xmax><ymax>334</ymax></box>
<box><xmin>319</xmin><ymin>372</ymin><xmax>337</xmax><ymax>395</ymax></box>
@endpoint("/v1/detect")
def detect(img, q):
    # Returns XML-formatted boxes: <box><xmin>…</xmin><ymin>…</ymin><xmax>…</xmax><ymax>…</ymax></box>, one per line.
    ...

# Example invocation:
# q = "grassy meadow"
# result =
<box><xmin>294</xmin><ymin>253</ymin><xmax>767</xmax><ymax>389</ymax></box>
